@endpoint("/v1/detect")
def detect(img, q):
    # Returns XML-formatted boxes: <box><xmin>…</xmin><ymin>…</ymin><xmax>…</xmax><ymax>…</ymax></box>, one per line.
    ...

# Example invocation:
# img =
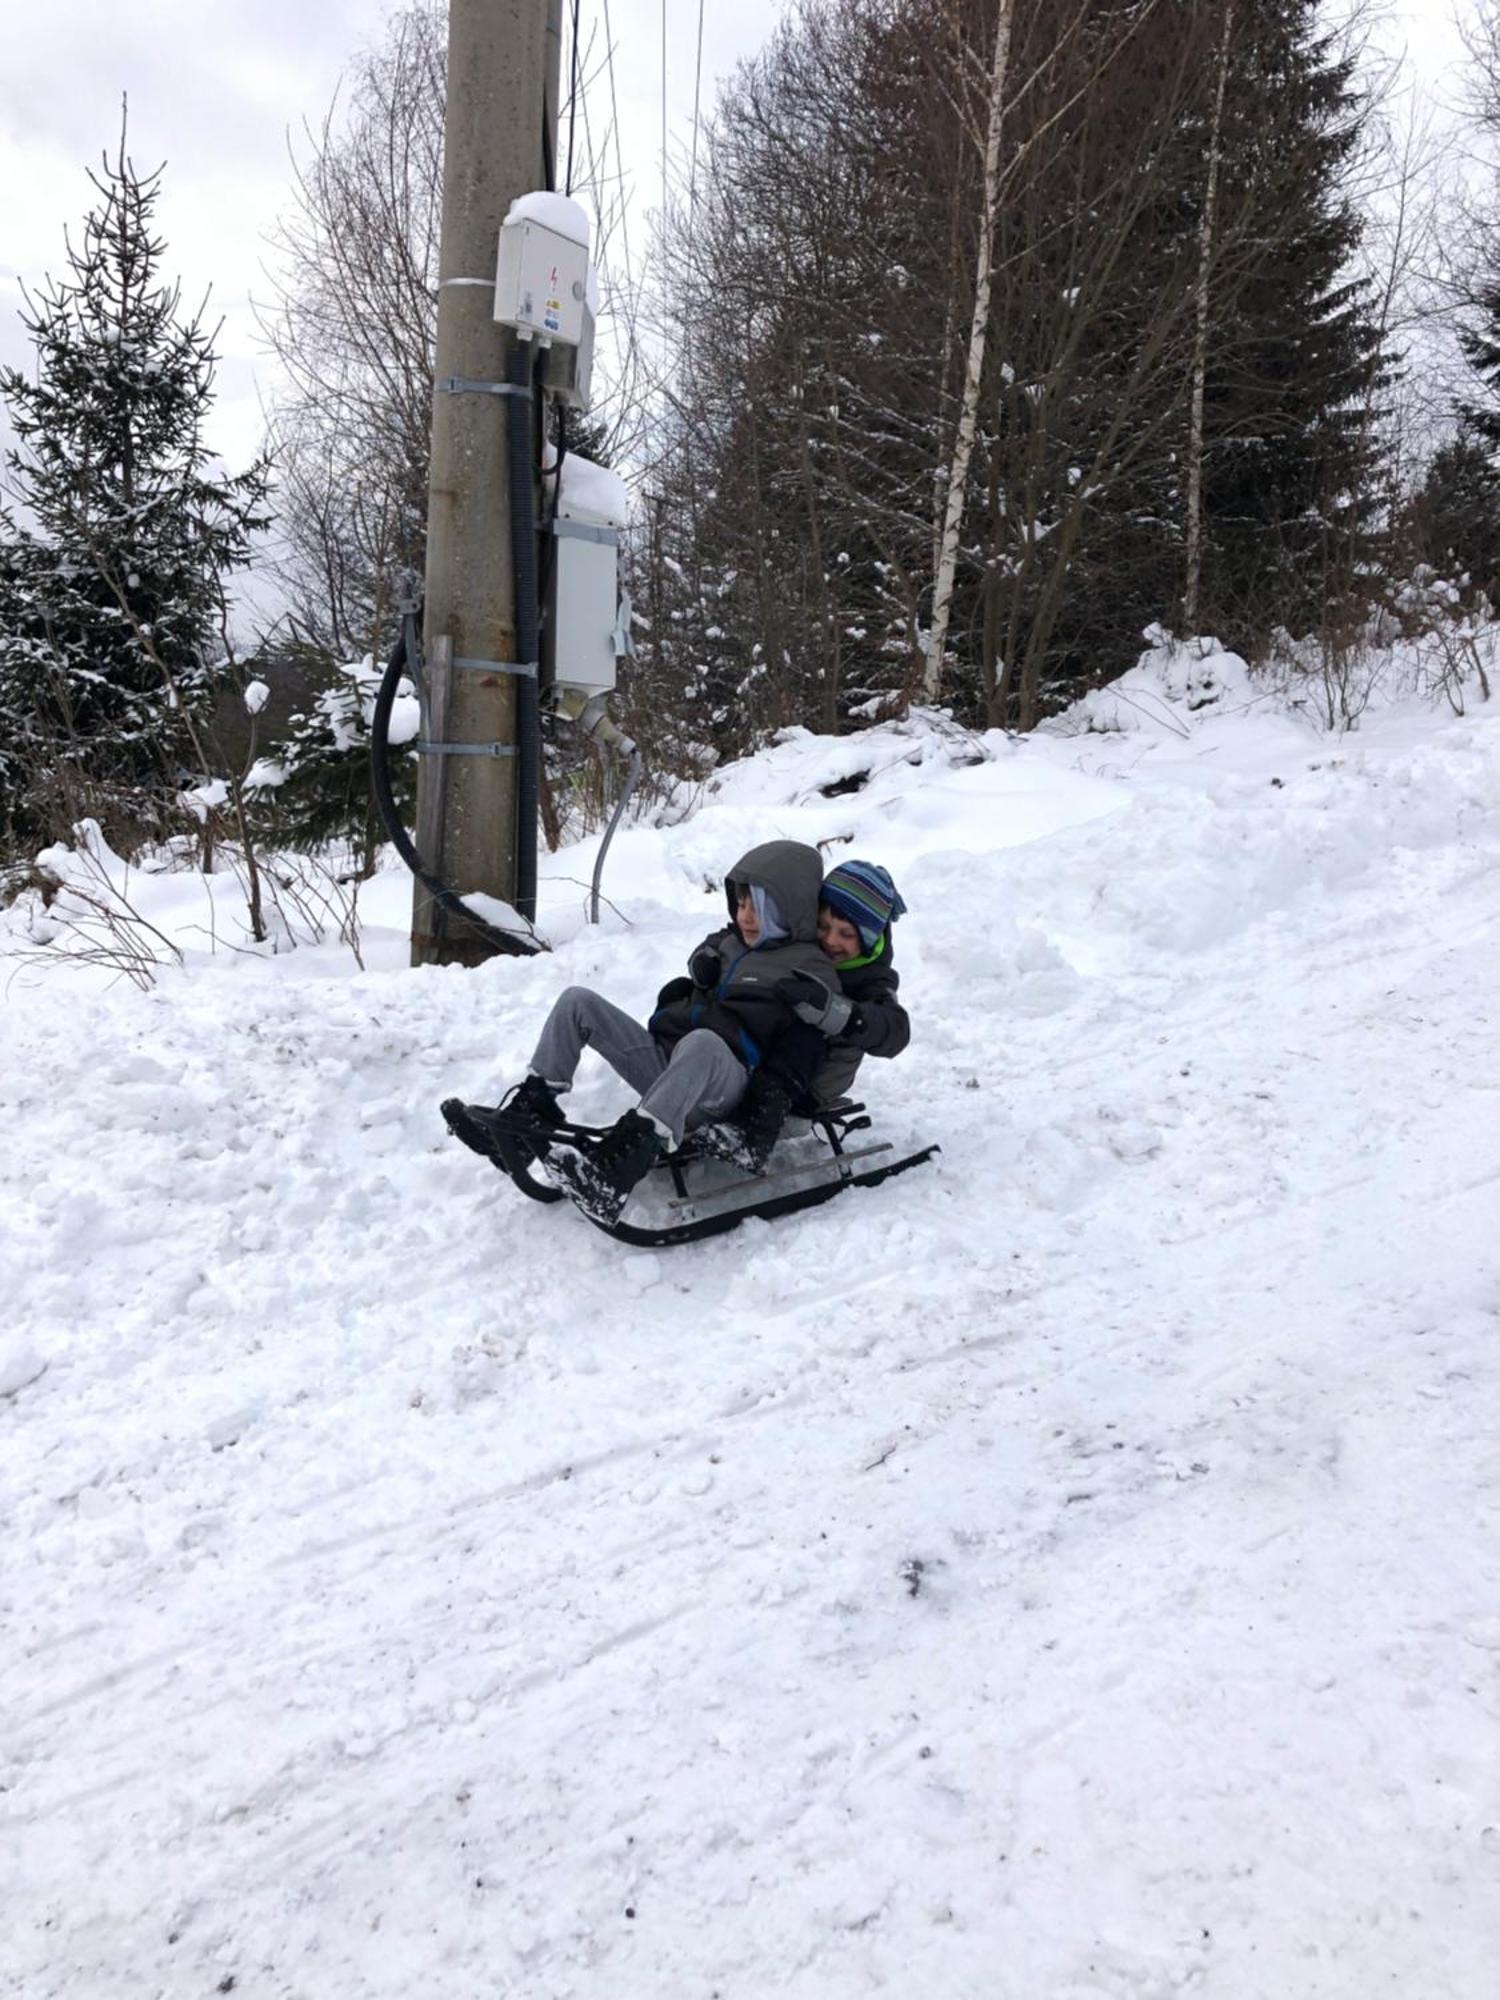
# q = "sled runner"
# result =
<box><xmin>441</xmin><ymin>1095</ymin><xmax>938</xmax><ymax>1248</ymax></box>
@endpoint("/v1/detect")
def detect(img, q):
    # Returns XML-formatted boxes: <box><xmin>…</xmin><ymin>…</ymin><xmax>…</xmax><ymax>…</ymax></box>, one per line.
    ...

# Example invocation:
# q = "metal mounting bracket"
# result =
<box><xmin>439</xmin><ymin>376</ymin><xmax>530</xmax><ymax>399</ymax></box>
<box><xmin>452</xmin><ymin>656</ymin><xmax>538</xmax><ymax>677</ymax></box>
<box><xmin>552</xmin><ymin>519</ymin><xmax>619</xmax><ymax>547</ymax></box>
<box><xmin>416</xmin><ymin>740</ymin><xmax>519</xmax><ymax>758</ymax></box>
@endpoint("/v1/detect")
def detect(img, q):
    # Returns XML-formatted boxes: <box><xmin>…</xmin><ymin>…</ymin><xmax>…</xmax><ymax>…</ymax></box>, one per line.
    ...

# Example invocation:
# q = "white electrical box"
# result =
<box><xmin>546</xmin><ymin>454</ymin><xmax>628</xmax><ymax>697</ymax></box>
<box><xmin>495</xmin><ymin>192</ymin><xmax>590</xmax><ymax>347</ymax></box>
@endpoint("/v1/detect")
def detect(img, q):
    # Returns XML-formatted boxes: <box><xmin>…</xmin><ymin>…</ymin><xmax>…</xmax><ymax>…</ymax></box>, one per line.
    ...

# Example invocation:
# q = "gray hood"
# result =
<box><xmin>724</xmin><ymin>841</ymin><xmax>825</xmax><ymax>944</ymax></box>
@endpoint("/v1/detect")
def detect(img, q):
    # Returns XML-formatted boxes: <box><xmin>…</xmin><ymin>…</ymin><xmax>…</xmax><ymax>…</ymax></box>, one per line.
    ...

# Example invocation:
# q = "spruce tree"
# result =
<box><xmin>0</xmin><ymin>121</ymin><xmax>270</xmax><ymax>851</ymax></box>
<box><xmin>264</xmin><ymin>643</ymin><xmax>416</xmax><ymax>875</ymax></box>
<box><xmin>1451</xmin><ymin>288</ymin><xmax>1500</xmax><ymax>601</ymax></box>
<box><xmin>1406</xmin><ymin>430</ymin><xmax>1500</xmax><ymax>604</ymax></box>
<box><xmin>1189</xmin><ymin>0</ymin><xmax>1389</xmax><ymax>646</ymax></box>
<box><xmin>1458</xmin><ymin>277</ymin><xmax>1500</xmax><ymax>452</ymax></box>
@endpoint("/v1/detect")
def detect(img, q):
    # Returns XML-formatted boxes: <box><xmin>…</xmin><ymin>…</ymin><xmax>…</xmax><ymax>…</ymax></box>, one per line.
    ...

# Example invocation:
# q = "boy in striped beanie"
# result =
<box><xmin>732</xmin><ymin>858</ymin><xmax>911</xmax><ymax>1164</ymax></box>
<box><xmin>818</xmin><ymin>860</ymin><xmax>908</xmax><ymax>963</ymax></box>
<box><xmin>793</xmin><ymin>861</ymin><xmax>911</xmax><ymax>1100</ymax></box>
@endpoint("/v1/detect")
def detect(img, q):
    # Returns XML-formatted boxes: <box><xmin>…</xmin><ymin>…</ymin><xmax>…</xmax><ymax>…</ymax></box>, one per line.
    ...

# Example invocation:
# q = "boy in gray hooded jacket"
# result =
<box><xmin>444</xmin><ymin>839</ymin><xmax>839</xmax><ymax>1221</ymax></box>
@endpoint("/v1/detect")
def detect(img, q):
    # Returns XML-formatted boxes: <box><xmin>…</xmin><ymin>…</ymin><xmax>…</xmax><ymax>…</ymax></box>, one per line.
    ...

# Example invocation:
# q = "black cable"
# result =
<box><xmin>508</xmin><ymin>342</ymin><xmax>542</xmax><ymax>922</ymax></box>
<box><xmin>566</xmin><ymin>0</ymin><xmax>581</xmax><ymax>195</ymax></box>
<box><xmin>369</xmin><ymin>612</ymin><xmax>540</xmax><ymax>958</ymax></box>
<box><xmin>537</xmin><ymin>400</ymin><xmax>569</xmax><ymax>692</ymax></box>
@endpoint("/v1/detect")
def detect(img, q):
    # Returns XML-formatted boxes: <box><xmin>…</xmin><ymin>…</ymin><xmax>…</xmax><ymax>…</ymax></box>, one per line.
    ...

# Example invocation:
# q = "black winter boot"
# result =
<box><xmin>550</xmin><ymin>1109</ymin><xmax>664</xmax><ymax>1223</ymax></box>
<box><xmin>502</xmin><ymin>1073</ymin><xmax>565</xmax><ymax>1136</ymax></box>
<box><xmin>441</xmin><ymin>1075</ymin><xmax>563</xmax><ymax>1166</ymax></box>
<box><xmin>730</xmin><ymin>1074</ymin><xmax>794</xmax><ymax>1173</ymax></box>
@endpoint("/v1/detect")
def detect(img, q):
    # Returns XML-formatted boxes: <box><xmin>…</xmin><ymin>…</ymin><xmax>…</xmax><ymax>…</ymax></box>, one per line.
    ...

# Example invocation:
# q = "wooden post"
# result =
<box><xmin>411</xmin><ymin>0</ymin><xmax>557</xmax><ymax>967</ymax></box>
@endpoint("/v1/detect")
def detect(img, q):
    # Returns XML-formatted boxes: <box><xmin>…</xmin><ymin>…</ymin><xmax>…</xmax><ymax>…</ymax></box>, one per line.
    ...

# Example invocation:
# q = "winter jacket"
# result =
<box><xmin>650</xmin><ymin>841</ymin><xmax>840</xmax><ymax>1070</ymax></box>
<box><xmin>813</xmin><ymin>930</ymin><xmax>910</xmax><ymax>1103</ymax></box>
<box><xmin>767</xmin><ymin>928</ymin><xmax>909</xmax><ymax>1106</ymax></box>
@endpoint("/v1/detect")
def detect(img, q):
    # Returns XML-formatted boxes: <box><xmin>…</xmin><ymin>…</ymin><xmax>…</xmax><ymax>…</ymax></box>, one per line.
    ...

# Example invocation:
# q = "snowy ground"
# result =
<box><xmin>4</xmin><ymin>646</ymin><xmax>1500</xmax><ymax>1997</ymax></box>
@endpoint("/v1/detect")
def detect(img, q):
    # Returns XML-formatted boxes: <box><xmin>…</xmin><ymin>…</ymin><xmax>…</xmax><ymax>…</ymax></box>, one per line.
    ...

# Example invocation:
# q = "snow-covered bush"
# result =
<box><xmin>1041</xmin><ymin>629</ymin><xmax>1257</xmax><ymax>739</ymax></box>
<box><xmin>250</xmin><ymin>647</ymin><xmax>417</xmax><ymax>873</ymax></box>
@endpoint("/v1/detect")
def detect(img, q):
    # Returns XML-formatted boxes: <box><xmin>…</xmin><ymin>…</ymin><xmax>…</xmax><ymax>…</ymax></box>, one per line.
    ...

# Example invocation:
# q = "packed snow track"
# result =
<box><xmin>4</xmin><ymin>663</ymin><xmax>1499</xmax><ymax>1997</ymax></box>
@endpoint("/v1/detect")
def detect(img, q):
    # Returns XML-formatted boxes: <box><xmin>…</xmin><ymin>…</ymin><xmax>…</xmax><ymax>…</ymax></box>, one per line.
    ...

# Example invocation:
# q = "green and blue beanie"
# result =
<box><xmin>821</xmin><ymin>860</ymin><xmax>907</xmax><ymax>954</ymax></box>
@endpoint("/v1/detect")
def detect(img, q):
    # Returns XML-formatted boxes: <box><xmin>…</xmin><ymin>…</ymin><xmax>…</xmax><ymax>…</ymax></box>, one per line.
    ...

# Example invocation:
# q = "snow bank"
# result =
<box><xmin>1047</xmin><ymin>625</ymin><xmax>1261</xmax><ymax>739</ymax></box>
<box><xmin>3</xmin><ymin>670</ymin><xmax>1499</xmax><ymax>1998</ymax></box>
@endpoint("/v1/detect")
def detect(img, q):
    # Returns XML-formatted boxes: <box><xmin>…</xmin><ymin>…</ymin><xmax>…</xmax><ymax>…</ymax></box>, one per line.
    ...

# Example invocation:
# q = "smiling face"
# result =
<box><xmin>817</xmin><ymin>904</ymin><xmax>863</xmax><ymax>962</ymax></box>
<box><xmin>734</xmin><ymin>886</ymin><xmax>761</xmax><ymax>946</ymax></box>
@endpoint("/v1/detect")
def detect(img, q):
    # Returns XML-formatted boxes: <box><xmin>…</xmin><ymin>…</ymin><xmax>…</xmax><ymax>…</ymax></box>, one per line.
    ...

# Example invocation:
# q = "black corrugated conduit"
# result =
<box><xmin>509</xmin><ymin>338</ymin><xmax>543</xmax><ymax>923</ymax></box>
<box><xmin>368</xmin><ymin>606</ymin><xmax>541</xmax><ymax>959</ymax></box>
<box><xmin>371</xmin><ymin>335</ymin><xmax>639</xmax><ymax>943</ymax></box>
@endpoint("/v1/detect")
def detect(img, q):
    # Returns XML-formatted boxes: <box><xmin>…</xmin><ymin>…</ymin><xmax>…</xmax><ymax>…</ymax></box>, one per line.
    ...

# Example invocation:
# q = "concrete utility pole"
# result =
<box><xmin>411</xmin><ymin>0</ymin><xmax>562</xmax><ymax>967</ymax></box>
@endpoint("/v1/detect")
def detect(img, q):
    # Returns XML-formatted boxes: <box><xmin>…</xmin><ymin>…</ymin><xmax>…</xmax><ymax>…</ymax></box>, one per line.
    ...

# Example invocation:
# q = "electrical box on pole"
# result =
<box><xmin>494</xmin><ymin>190</ymin><xmax>617</xmax><ymax>704</ymax></box>
<box><xmin>546</xmin><ymin>454</ymin><xmax>629</xmax><ymax>699</ymax></box>
<box><xmin>411</xmin><ymin>0</ymin><xmax>557</xmax><ymax>969</ymax></box>
<box><xmin>494</xmin><ymin>192</ymin><xmax>597</xmax><ymax>411</ymax></box>
<box><xmin>406</xmin><ymin>0</ymin><xmax>638</xmax><ymax>964</ymax></box>
<box><xmin>495</xmin><ymin>192</ymin><xmax>589</xmax><ymax>345</ymax></box>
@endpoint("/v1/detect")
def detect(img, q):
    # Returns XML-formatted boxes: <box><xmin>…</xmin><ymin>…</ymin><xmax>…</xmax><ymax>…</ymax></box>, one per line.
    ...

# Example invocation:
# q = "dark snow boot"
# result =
<box><xmin>729</xmin><ymin>1074</ymin><xmax>794</xmax><ymax>1174</ymax></box>
<box><xmin>501</xmin><ymin>1073</ymin><xmax>565</xmax><ymax>1138</ymax></box>
<box><xmin>442</xmin><ymin>1075</ymin><xmax>563</xmax><ymax>1166</ymax></box>
<box><xmin>550</xmin><ymin>1109</ymin><xmax>664</xmax><ymax>1224</ymax></box>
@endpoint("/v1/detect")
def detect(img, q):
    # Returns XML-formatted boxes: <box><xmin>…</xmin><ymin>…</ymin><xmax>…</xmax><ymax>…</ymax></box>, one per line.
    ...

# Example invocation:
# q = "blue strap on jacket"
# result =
<box><xmin>671</xmin><ymin>943</ymin><xmax>764</xmax><ymax>1066</ymax></box>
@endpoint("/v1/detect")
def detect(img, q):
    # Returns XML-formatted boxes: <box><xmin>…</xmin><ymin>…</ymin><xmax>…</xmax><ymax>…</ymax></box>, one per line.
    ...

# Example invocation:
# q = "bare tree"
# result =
<box><xmin>258</xmin><ymin>2</ymin><xmax>446</xmax><ymax>664</ymax></box>
<box><xmin>924</xmin><ymin>0</ymin><xmax>1015</xmax><ymax>701</ymax></box>
<box><xmin>1182</xmin><ymin>0</ymin><xmax>1234</xmax><ymax>633</ymax></box>
<box><xmin>258</xmin><ymin>0</ymin><xmax>648</xmax><ymax>661</ymax></box>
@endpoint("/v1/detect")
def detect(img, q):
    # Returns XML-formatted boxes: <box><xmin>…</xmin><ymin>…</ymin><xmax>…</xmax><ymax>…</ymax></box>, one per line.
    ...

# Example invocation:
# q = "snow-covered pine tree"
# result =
<box><xmin>1185</xmin><ymin>0</ymin><xmax>1388</xmax><ymax>645</ymax></box>
<box><xmin>1458</xmin><ymin>273</ymin><xmax>1500</xmax><ymax>455</ymax></box>
<box><xmin>1406</xmin><ymin>429</ymin><xmax>1500</xmax><ymax>606</ymax></box>
<box><xmin>0</xmin><ymin>119</ymin><xmax>270</xmax><ymax>853</ymax></box>
<box><xmin>261</xmin><ymin>643</ymin><xmax>416</xmax><ymax>876</ymax></box>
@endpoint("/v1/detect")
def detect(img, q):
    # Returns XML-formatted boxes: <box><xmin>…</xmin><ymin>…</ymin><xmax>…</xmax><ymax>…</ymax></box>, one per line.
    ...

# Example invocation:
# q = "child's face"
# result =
<box><xmin>817</xmin><ymin>905</ymin><xmax>863</xmax><ymax>962</ymax></box>
<box><xmin>735</xmin><ymin>888</ymin><xmax>762</xmax><ymax>946</ymax></box>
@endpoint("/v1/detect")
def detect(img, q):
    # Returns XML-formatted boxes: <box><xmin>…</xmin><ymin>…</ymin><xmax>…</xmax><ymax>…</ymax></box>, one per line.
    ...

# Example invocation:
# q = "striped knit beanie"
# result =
<box><xmin>821</xmin><ymin>860</ymin><xmax>907</xmax><ymax>953</ymax></box>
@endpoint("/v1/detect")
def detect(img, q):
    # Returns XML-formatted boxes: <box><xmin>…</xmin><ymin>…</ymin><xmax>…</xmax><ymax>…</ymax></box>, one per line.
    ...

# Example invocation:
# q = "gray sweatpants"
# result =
<box><xmin>528</xmin><ymin>985</ymin><xmax>748</xmax><ymax>1147</ymax></box>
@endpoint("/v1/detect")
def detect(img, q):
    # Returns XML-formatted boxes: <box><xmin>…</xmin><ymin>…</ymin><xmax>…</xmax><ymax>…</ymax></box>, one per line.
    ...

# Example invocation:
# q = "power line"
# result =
<box><xmin>600</xmin><ymin>0</ymin><xmax>634</xmax><ymax>297</ymax></box>
<box><xmin>689</xmin><ymin>0</ymin><xmax>705</xmax><ymax>213</ymax></box>
<box><xmin>661</xmin><ymin>0</ymin><xmax>668</xmax><ymax>221</ymax></box>
<box><xmin>568</xmin><ymin>0</ymin><xmax>646</xmax><ymax>460</ymax></box>
<box><xmin>566</xmin><ymin>0</ymin><xmax>582</xmax><ymax>192</ymax></box>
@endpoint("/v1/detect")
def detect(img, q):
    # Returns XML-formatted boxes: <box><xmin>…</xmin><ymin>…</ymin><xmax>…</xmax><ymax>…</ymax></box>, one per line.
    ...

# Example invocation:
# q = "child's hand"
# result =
<box><xmin>689</xmin><ymin>945</ymin><xmax>723</xmax><ymax>988</ymax></box>
<box><xmin>776</xmin><ymin>973</ymin><xmax>854</xmax><ymax>1037</ymax></box>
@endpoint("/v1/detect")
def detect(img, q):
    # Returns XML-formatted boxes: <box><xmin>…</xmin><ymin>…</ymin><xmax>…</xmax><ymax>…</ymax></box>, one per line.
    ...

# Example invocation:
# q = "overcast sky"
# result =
<box><xmin>0</xmin><ymin>0</ymin><xmax>1480</xmax><ymax>482</ymax></box>
<box><xmin>0</xmin><ymin>0</ymin><xmax>789</xmax><ymax>475</ymax></box>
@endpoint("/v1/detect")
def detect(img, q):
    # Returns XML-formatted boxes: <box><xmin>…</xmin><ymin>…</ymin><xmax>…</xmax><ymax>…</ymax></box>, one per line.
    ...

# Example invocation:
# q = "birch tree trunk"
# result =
<box><xmin>1182</xmin><ymin>0</ymin><xmax>1235</xmax><ymax>635</ymax></box>
<box><xmin>924</xmin><ymin>0</ymin><xmax>1015</xmax><ymax>704</ymax></box>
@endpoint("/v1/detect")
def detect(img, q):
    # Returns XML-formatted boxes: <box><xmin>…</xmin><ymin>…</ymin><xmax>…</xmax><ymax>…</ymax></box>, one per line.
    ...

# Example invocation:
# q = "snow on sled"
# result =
<box><xmin>442</xmin><ymin>1096</ymin><xmax>938</xmax><ymax>1248</ymax></box>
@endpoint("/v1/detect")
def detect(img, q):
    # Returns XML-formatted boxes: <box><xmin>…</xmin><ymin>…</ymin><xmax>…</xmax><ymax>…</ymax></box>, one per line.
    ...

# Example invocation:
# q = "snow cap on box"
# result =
<box><xmin>821</xmin><ymin>860</ymin><xmax>907</xmax><ymax>953</ymax></box>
